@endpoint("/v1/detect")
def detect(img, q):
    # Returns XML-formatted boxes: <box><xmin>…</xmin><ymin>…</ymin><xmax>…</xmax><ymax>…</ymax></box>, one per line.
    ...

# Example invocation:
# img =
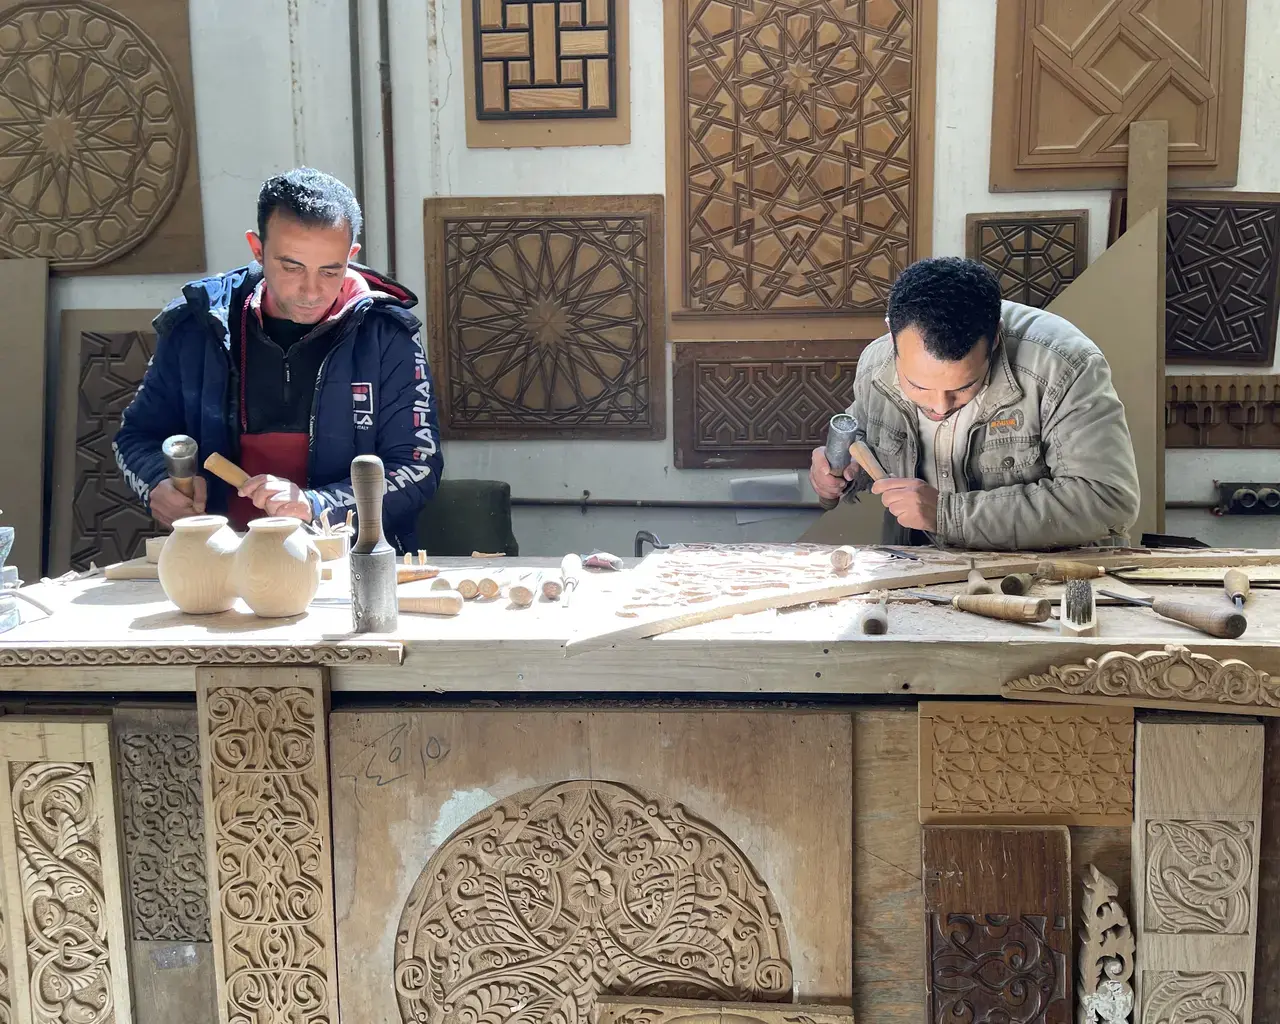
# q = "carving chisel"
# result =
<box><xmin>1224</xmin><ymin>568</ymin><xmax>1251</xmax><ymax>610</ymax></box>
<box><xmin>561</xmin><ymin>553</ymin><xmax>582</xmax><ymax>607</ymax></box>
<box><xmin>349</xmin><ymin>455</ymin><xmax>398</xmax><ymax>633</ymax></box>
<box><xmin>1097</xmin><ymin>589</ymin><xmax>1246</xmax><ymax>639</ymax></box>
<box><xmin>901</xmin><ymin>590</ymin><xmax>1052</xmax><ymax>623</ymax></box>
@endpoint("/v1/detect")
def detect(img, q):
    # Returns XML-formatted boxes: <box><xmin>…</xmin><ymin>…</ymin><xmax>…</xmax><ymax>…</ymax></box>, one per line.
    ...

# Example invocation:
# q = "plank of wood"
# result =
<box><xmin>531</xmin><ymin>2</ymin><xmax>558</xmax><ymax>83</ymax></box>
<box><xmin>1254</xmin><ymin>719</ymin><xmax>1280</xmax><ymax>1021</ymax></box>
<box><xmin>923</xmin><ymin>825</ymin><xmax>1072</xmax><ymax>1023</ymax></box>
<box><xmin>918</xmin><ymin>702</ymin><xmax>1133</xmax><ymax>825</ymax></box>
<box><xmin>105</xmin><ymin>556</ymin><xmax>160</xmax><ymax>580</ymax></box>
<box><xmin>595</xmin><ymin>997</ymin><xmax>853</xmax><ymax>1022</ymax></box>
<box><xmin>1134</xmin><ymin>720</ymin><xmax>1263</xmax><ymax>1024</ymax></box>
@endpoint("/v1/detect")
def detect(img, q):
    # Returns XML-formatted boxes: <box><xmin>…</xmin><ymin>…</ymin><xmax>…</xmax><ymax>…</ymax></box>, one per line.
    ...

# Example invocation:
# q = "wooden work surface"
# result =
<box><xmin>3</xmin><ymin>547</ymin><xmax>1280</xmax><ymax>694</ymax></box>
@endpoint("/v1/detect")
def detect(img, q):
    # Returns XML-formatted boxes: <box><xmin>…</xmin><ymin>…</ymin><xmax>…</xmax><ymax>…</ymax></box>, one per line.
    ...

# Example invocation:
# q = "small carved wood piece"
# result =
<box><xmin>595</xmin><ymin>996</ymin><xmax>854</xmax><ymax>1023</ymax></box>
<box><xmin>923</xmin><ymin>826</ymin><xmax>1072</xmax><ymax>1024</ymax></box>
<box><xmin>0</xmin><ymin>641</ymin><xmax>403</xmax><ymax>668</ymax></box>
<box><xmin>197</xmin><ymin>668</ymin><xmax>340</xmax><ymax>1024</ymax></box>
<box><xmin>918</xmin><ymin>703</ymin><xmax>1133</xmax><ymax>826</ymax></box>
<box><xmin>1003</xmin><ymin>644</ymin><xmax>1280</xmax><ymax>717</ymax></box>
<box><xmin>672</xmin><ymin>340</ymin><xmax>868</xmax><ymax>469</ymax></box>
<box><xmin>0</xmin><ymin>717</ymin><xmax>135</xmax><ymax>1024</ymax></box>
<box><xmin>1167</xmin><ymin>375</ymin><xmax>1280</xmax><ymax>449</ymax></box>
<box><xmin>1077</xmin><ymin>865</ymin><xmax>1134</xmax><ymax>1024</ymax></box>
<box><xmin>424</xmin><ymin>195</ymin><xmax>665</xmax><ymax>439</ymax></box>
<box><xmin>1134</xmin><ymin>720</ymin><xmax>1263</xmax><ymax>1024</ymax></box>
<box><xmin>966</xmin><ymin>211</ymin><xmax>1088</xmax><ymax>307</ymax></box>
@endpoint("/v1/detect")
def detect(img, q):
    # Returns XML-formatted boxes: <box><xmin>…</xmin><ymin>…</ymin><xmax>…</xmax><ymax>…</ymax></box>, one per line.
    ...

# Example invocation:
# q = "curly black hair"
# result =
<box><xmin>257</xmin><ymin>167</ymin><xmax>363</xmax><ymax>242</ymax></box>
<box><xmin>887</xmin><ymin>257</ymin><xmax>1002</xmax><ymax>361</ymax></box>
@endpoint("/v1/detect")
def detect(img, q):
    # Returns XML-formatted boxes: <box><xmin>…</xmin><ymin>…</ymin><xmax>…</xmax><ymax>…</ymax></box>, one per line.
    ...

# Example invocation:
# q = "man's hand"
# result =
<box><xmin>808</xmin><ymin>447</ymin><xmax>856</xmax><ymax>503</ymax></box>
<box><xmin>238</xmin><ymin>475</ymin><xmax>313</xmax><ymax>522</ymax></box>
<box><xmin>871</xmin><ymin>477</ymin><xmax>939</xmax><ymax>533</ymax></box>
<box><xmin>150</xmin><ymin>477</ymin><xmax>207</xmax><ymax>528</ymax></box>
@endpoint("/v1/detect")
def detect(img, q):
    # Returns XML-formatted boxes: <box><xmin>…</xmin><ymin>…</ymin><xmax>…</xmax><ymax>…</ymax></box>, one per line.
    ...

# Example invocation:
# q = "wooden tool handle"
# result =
<box><xmin>848</xmin><ymin>440</ymin><xmax>888</xmax><ymax>482</ymax></box>
<box><xmin>1036</xmin><ymin>559</ymin><xmax>1105</xmax><ymax>581</ymax></box>
<box><xmin>859</xmin><ymin>601</ymin><xmax>889</xmax><ymax>635</ymax></box>
<box><xmin>171</xmin><ymin>476</ymin><xmax>195</xmax><ymax>498</ymax></box>
<box><xmin>966</xmin><ymin>567</ymin><xmax>994</xmax><ymax>595</ymax></box>
<box><xmin>456</xmin><ymin>579</ymin><xmax>479</xmax><ymax>600</ymax></box>
<box><xmin>203</xmin><ymin>452</ymin><xmax>249</xmax><ymax>489</ymax></box>
<box><xmin>831</xmin><ymin>546</ymin><xmax>856</xmax><ymax>572</ymax></box>
<box><xmin>350</xmin><ymin>455</ymin><xmax>386</xmax><ymax>554</ymax></box>
<box><xmin>510</xmin><ymin>575</ymin><xmax>540</xmax><ymax>608</ymax></box>
<box><xmin>1151</xmin><ymin>597</ymin><xmax>1247</xmax><ymax>639</ymax></box>
<box><xmin>952</xmin><ymin>594</ymin><xmax>1052</xmax><ymax>622</ymax></box>
<box><xmin>1224</xmin><ymin>568</ymin><xmax>1251</xmax><ymax>604</ymax></box>
<box><xmin>399</xmin><ymin>591</ymin><xmax>464</xmax><ymax>616</ymax></box>
<box><xmin>478</xmin><ymin>577</ymin><xmax>500</xmax><ymax>600</ymax></box>
<box><xmin>542</xmin><ymin>577</ymin><xmax>564</xmax><ymax>600</ymax></box>
<box><xmin>1001</xmin><ymin>572</ymin><xmax>1035</xmax><ymax>596</ymax></box>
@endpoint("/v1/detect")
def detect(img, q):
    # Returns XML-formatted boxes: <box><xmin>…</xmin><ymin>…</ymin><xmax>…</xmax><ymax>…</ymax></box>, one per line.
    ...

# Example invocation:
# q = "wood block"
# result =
<box><xmin>1167</xmin><ymin>375</ymin><xmax>1280</xmax><ymax>448</ymax></box>
<box><xmin>330</xmin><ymin>709</ymin><xmax>853</xmax><ymax>1021</ymax></box>
<box><xmin>1134</xmin><ymin>720</ymin><xmax>1263</xmax><ymax>1024</ymax></box>
<box><xmin>197</xmin><ymin>668</ymin><xmax>339</xmax><ymax>1024</ymax></box>
<box><xmin>923</xmin><ymin>826</ymin><xmax>1072</xmax><ymax>1023</ymax></box>
<box><xmin>965</xmin><ymin>211</ymin><xmax>1088</xmax><ymax>307</ymax></box>
<box><xmin>0</xmin><ymin>717</ymin><xmax>135</xmax><ymax>1024</ymax></box>
<box><xmin>595</xmin><ymin>997</ymin><xmax>853</xmax><ymax>1022</ymax></box>
<box><xmin>918</xmin><ymin>702</ymin><xmax>1133</xmax><ymax>826</ymax></box>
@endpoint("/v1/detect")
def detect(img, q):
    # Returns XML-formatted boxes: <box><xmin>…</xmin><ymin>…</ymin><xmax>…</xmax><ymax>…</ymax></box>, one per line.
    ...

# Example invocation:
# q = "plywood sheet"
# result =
<box><xmin>0</xmin><ymin>258</ymin><xmax>48</xmax><ymax>582</ymax></box>
<box><xmin>462</xmin><ymin>0</ymin><xmax>630</xmax><ymax>147</ymax></box>
<box><xmin>0</xmin><ymin>0</ymin><xmax>205</xmax><ymax>275</ymax></box>
<box><xmin>330</xmin><ymin>709</ymin><xmax>854</xmax><ymax>1022</ymax></box>
<box><xmin>664</xmin><ymin>0</ymin><xmax>937</xmax><ymax>340</ymax></box>
<box><xmin>423</xmin><ymin>195</ymin><xmax>665</xmax><ymax>439</ymax></box>
<box><xmin>595</xmin><ymin>997</ymin><xmax>853</xmax><ymax>1023</ymax></box>
<box><xmin>989</xmin><ymin>0</ymin><xmax>1246</xmax><ymax>191</ymax></box>
<box><xmin>1133</xmin><ymin>720</ymin><xmax>1263</xmax><ymax>1024</ymax></box>
<box><xmin>965</xmin><ymin>211</ymin><xmax>1088</xmax><ymax>307</ymax></box>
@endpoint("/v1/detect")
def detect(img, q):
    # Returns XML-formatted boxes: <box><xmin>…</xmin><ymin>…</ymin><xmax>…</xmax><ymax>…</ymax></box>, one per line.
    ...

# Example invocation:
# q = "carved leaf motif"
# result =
<box><xmin>1076</xmin><ymin>865</ymin><xmax>1133</xmax><ymax>1024</ymax></box>
<box><xmin>1145</xmin><ymin>820</ymin><xmax>1254</xmax><ymax>934</ymax></box>
<box><xmin>1142</xmin><ymin>971</ymin><xmax>1246</xmax><ymax>1024</ymax></box>
<box><xmin>394</xmin><ymin>780</ymin><xmax>792</xmax><ymax>1024</ymax></box>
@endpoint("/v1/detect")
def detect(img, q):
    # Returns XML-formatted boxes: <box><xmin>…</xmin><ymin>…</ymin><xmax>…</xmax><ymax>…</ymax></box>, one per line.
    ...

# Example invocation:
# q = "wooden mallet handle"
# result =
<box><xmin>848</xmin><ymin>440</ymin><xmax>888</xmax><ymax>482</ymax></box>
<box><xmin>1151</xmin><ymin>597</ymin><xmax>1246</xmax><ymax>639</ymax></box>
<box><xmin>399</xmin><ymin>591</ymin><xmax>464</xmax><ymax>616</ymax></box>
<box><xmin>203</xmin><ymin>452</ymin><xmax>250</xmax><ymax>489</ymax></box>
<box><xmin>350</xmin><ymin>455</ymin><xmax>387</xmax><ymax>554</ymax></box>
<box><xmin>1224</xmin><ymin>568</ymin><xmax>1250</xmax><ymax>606</ymax></box>
<box><xmin>953</xmin><ymin>594</ymin><xmax>1052</xmax><ymax>623</ymax></box>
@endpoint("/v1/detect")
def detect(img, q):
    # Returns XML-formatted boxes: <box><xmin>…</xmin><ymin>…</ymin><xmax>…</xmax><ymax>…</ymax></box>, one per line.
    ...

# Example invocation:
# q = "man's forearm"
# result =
<box><xmin>937</xmin><ymin>476</ymin><xmax>1135</xmax><ymax>550</ymax></box>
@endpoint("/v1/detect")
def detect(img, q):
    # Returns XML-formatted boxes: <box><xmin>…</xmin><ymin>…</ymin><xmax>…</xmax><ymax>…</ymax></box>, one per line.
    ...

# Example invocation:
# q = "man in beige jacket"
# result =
<box><xmin>810</xmin><ymin>257</ymin><xmax>1140</xmax><ymax>550</ymax></box>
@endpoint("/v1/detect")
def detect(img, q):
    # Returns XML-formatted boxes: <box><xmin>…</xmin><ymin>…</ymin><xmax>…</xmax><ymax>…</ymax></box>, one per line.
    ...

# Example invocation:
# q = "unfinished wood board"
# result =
<box><xmin>918</xmin><ymin>703</ymin><xmax>1134</xmax><ymax>826</ymax></box>
<box><xmin>664</xmin><ymin>0</ymin><xmax>937</xmax><ymax>340</ymax></box>
<box><xmin>0</xmin><ymin>258</ymin><xmax>48</xmax><ymax>583</ymax></box>
<box><xmin>965</xmin><ymin>211</ymin><xmax>1089</xmax><ymax>307</ymax></box>
<box><xmin>330</xmin><ymin>709</ymin><xmax>853</xmax><ymax>1021</ymax></box>
<box><xmin>1254</xmin><ymin>719</ymin><xmax>1280</xmax><ymax>1022</ymax></box>
<box><xmin>1133</xmin><ymin>720</ymin><xmax>1263</xmax><ymax>1024</ymax></box>
<box><xmin>672</xmin><ymin>340</ymin><xmax>868</xmax><ymax>469</ymax></box>
<box><xmin>197</xmin><ymin>668</ymin><xmax>340</xmax><ymax>1024</ymax></box>
<box><xmin>923</xmin><ymin>826</ymin><xmax>1072</xmax><ymax>1023</ymax></box>
<box><xmin>1049</xmin><ymin>208</ymin><xmax>1162</xmax><ymax>540</ymax></box>
<box><xmin>423</xmin><ymin>195</ymin><xmax>665</xmax><ymax>439</ymax></box>
<box><xmin>0</xmin><ymin>0</ymin><xmax>205</xmax><ymax>275</ymax></box>
<box><xmin>989</xmin><ymin>0</ymin><xmax>1247</xmax><ymax>192</ymax></box>
<box><xmin>1130</xmin><ymin>121</ymin><xmax>1166</xmax><ymax>534</ymax></box>
<box><xmin>595</xmin><ymin>997</ymin><xmax>853</xmax><ymax>1023</ymax></box>
<box><xmin>0</xmin><ymin>717</ymin><xmax>134</xmax><ymax>1024</ymax></box>
<box><xmin>1168</xmin><ymin>376</ymin><xmax>1280</xmax><ymax>448</ymax></box>
<box><xmin>461</xmin><ymin>0</ymin><xmax>629</xmax><ymax>147</ymax></box>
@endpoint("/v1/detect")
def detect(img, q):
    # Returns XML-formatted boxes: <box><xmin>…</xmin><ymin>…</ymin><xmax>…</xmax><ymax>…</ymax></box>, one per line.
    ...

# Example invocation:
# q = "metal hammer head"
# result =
<box><xmin>162</xmin><ymin>435</ymin><xmax>198</xmax><ymax>478</ymax></box>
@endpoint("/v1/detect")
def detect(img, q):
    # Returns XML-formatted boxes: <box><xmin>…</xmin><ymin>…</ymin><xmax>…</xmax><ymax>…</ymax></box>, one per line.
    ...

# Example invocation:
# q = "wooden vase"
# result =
<box><xmin>231</xmin><ymin>517</ymin><xmax>322</xmax><ymax>618</ymax></box>
<box><xmin>157</xmin><ymin>515</ymin><xmax>240</xmax><ymax>614</ymax></box>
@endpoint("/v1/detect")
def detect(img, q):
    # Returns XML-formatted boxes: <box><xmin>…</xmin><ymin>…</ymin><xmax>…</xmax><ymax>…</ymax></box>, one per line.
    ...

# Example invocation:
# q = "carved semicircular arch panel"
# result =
<box><xmin>393</xmin><ymin>779</ymin><xmax>793</xmax><ymax>1024</ymax></box>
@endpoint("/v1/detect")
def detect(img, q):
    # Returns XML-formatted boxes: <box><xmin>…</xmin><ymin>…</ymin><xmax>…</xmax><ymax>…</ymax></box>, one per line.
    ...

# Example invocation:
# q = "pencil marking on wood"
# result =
<box><xmin>1145</xmin><ymin>820</ymin><xmax>1254</xmax><ymax>935</ymax></box>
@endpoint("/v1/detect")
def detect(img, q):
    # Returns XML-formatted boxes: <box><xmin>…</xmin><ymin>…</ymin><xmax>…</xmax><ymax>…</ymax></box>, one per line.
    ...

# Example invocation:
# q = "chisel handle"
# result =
<box><xmin>848</xmin><ymin>440</ymin><xmax>888</xmax><ymax>482</ymax></box>
<box><xmin>1224</xmin><ymin>568</ymin><xmax>1251</xmax><ymax>606</ymax></box>
<box><xmin>859</xmin><ymin>600</ymin><xmax>889</xmax><ymax>635</ymax></box>
<box><xmin>1001</xmin><ymin>572</ymin><xmax>1035</xmax><ymax>596</ymax></box>
<box><xmin>1036</xmin><ymin>559</ymin><xmax>1105</xmax><ymax>581</ymax></box>
<box><xmin>203</xmin><ymin>452</ymin><xmax>250</xmax><ymax>490</ymax></box>
<box><xmin>952</xmin><ymin>594</ymin><xmax>1052</xmax><ymax>622</ymax></box>
<box><xmin>399</xmin><ymin>591</ymin><xmax>464</xmax><ymax>616</ymax></box>
<box><xmin>1151</xmin><ymin>597</ymin><xmax>1246</xmax><ymax>639</ymax></box>
<box><xmin>966</xmin><ymin>566</ymin><xmax>994</xmax><ymax>595</ymax></box>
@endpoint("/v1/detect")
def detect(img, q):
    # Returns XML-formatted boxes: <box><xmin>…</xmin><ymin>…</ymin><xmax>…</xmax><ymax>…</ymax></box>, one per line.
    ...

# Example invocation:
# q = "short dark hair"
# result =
<box><xmin>887</xmin><ymin>257</ymin><xmax>1002</xmax><ymax>361</ymax></box>
<box><xmin>257</xmin><ymin>167</ymin><xmax>362</xmax><ymax>242</ymax></box>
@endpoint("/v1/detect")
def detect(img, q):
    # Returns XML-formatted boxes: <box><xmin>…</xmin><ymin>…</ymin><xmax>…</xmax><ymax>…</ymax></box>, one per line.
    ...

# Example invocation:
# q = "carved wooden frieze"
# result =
<box><xmin>1003</xmin><ymin>645</ymin><xmax>1280</xmax><ymax>717</ymax></box>
<box><xmin>665</xmin><ymin>0</ymin><xmax>936</xmax><ymax>338</ymax></box>
<box><xmin>1168</xmin><ymin>375</ymin><xmax>1280</xmax><ymax>449</ymax></box>
<box><xmin>197</xmin><ymin>668</ymin><xmax>339</xmax><ymax>1024</ymax></box>
<box><xmin>965</xmin><ymin>211</ymin><xmax>1088</xmax><ymax>307</ymax></box>
<box><xmin>672</xmin><ymin>340</ymin><xmax>867</xmax><ymax>469</ymax></box>
<box><xmin>918</xmin><ymin>703</ymin><xmax>1133</xmax><ymax>826</ymax></box>
<box><xmin>595</xmin><ymin>996</ymin><xmax>854</xmax><ymax>1023</ymax></box>
<box><xmin>424</xmin><ymin>195</ymin><xmax>665</xmax><ymax>439</ymax></box>
<box><xmin>1077</xmin><ymin>865</ymin><xmax>1134</xmax><ymax>1024</ymax></box>
<box><xmin>990</xmin><ymin>0</ymin><xmax>1247</xmax><ymax>191</ymax></box>
<box><xmin>0</xmin><ymin>641</ymin><xmax>403</xmax><ymax>668</ymax></box>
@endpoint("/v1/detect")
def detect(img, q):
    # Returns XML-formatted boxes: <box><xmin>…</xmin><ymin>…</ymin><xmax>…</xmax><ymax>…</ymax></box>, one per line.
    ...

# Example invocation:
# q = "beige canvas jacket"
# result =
<box><xmin>842</xmin><ymin>301</ymin><xmax>1140</xmax><ymax>550</ymax></box>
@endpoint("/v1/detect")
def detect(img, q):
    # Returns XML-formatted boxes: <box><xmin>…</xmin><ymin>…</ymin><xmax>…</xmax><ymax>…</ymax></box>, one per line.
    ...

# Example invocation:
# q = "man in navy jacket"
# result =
<box><xmin>114</xmin><ymin>168</ymin><xmax>443</xmax><ymax>552</ymax></box>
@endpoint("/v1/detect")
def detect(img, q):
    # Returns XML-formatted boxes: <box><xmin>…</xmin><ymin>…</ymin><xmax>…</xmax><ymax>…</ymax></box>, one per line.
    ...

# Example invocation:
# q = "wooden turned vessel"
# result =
<box><xmin>157</xmin><ymin>515</ymin><xmax>240</xmax><ymax>614</ymax></box>
<box><xmin>231</xmin><ymin>517</ymin><xmax>321</xmax><ymax>618</ymax></box>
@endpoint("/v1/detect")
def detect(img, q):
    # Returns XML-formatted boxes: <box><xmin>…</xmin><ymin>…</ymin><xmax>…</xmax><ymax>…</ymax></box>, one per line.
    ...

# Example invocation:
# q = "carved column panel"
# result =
<box><xmin>197</xmin><ymin>668</ymin><xmax>339</xmax><ymax>1024</ymax></box>
<box><xmin>0</xmin><ymin>718</ymin><xmax>134</xmax><ymax>1024</ymax></box>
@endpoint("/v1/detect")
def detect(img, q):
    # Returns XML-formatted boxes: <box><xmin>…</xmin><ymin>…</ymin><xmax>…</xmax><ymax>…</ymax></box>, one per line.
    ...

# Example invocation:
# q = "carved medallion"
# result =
<box><xmin>0</xmin><ymin>0</ymin><xmax>191</xmax><ymax>269</ymax></box>
<box><xmin>1145</xmin><ymin>820</ymin><xmax>1254</xmax><ymax>935</ymax></box>
<box><xmin>1142</xmin><ymin>971</ymin><xmax>1247</xmax><ymax>1024</ymax></box>
<box><xmin>394</xmin><ymin>780</ymin><xmax>793</xmax><ymax>1024</ymax></box>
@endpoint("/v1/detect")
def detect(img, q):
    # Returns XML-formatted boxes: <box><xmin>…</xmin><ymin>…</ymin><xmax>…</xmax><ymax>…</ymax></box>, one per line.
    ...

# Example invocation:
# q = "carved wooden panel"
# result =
<box><xmin>923</xmin><ymin>826</ymin><xmax>1072</xmax><ymax>1024</ymax></box>
<box><xmin>424</xmin><ymin>195</ymin><xmax>665</xmax><ymax>439</ymax></box>
<box><xmin>664</xmin><ymin>0</ymin><xmax>937</xmax><ymax>339</ymax></box>
<box><xmin>918</xmin><ymin>703</ymin><xmax>1133</xmax><ymax>826</ymax></box>
<box><xmin>1078</xmin><ymin>865</ymin><xmax>1135</xmax><ymax>1024</ymax></box>
<box><xmin>672</xmin><ymin>339</ymin><xmax>868</xmax><ymax>469</ymax></box>
<box><xmin>0</xmin><ymin>718</ymin><xmax>134</xmax><ymax>1024</ymax></box>
<box><xmin>0</xmin><ymin>0</ymin><xmax>205</xmax><ymax>274</ymax></box>
<box><xmin>331</xmin><ymin>710</ymin><xmax>852</xmax><ymax>1023</ymax></box>
<box><xmin>197</xmin><ymin>668</ymin><xmax>339</xmax><ymax>1024</ymax></box>
<box><xmin>965</xmin><ymin>211</ymin><xmax>1088</xmax><ymax>307</ymax></box>
<box><xmin>1134</xmin><ymin>721</ymin><xmax>1262</xmax><ymax>1024</ymax></box>
<box><xmin>1256</xmin><ymin>720</ymin><xmax>1280</xmax><ymax>1024</ymax></box>
<box><xmin>990</xmin><ymin>0</ymin><xmax>1247</xmax><ymax>191</ymax></box>
<box><xmin>1167</xmin><ymin>375</ymin><xmax>1280</xmax><ymax>449</ymax></box>
<box><xmin>595</xmin><ymin>997</ymin><xmax>854</xmax><ymax>1023</ymax></box>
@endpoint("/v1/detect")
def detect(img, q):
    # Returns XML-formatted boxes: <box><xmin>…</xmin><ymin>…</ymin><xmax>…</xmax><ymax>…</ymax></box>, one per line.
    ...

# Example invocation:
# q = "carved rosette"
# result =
<box><xmin>1145</xmin><ymin>820</ymin><xmax>1254</xmax><ymax>935</ymax></box>
<box><xmin>394</xmin><ymin>780</ymin><xmax>793</xmax><ymax>1024</ymax></box>
<box><xmin>1142</xmin><ymin>971</ymin><xmax>1246</xmax><ymax>1024</ymax></box>
<box><xmin>1077</xmin><ymin>865</ymin><xmax>1134</xmax><ymax>1024</ymax></box>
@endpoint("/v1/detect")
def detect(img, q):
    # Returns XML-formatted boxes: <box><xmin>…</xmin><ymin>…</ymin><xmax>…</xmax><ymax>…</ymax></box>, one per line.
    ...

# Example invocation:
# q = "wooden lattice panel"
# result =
<box><xmin>664</xmin><ymin>0</ymin><xmax>936</xmax><ymax>339</ymax></box>
<box><xmin>965</xmin><ymin>210</ymin><xmax>1088</xmax><ymax>307</ymax></box>
<box><xmin>672</xmin><ymin>339</ymin><xmax>868</xmax><ymax>469</ymax></box>
<box><xmin>424</xmin><ymin>195</ymin><xmax>665</xmax><ymax>439</ymax></box>
<box><xmin>1167</xmin><ymin>375</ymin><xmax>1280</xmax><ymax>449</ymax></box>
<box><xmin>990</xmin><ymin>0</ymin><xmax>1247</xmax><ymax>191</ymax></box>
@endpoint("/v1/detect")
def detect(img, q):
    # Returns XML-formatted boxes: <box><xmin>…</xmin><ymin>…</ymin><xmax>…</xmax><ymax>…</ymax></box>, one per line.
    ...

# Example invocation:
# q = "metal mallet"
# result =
<box><xmin>824</xmin><ymin>413</ymin><xmax>858</xmax><ymax>475</ymax></box>
<box><xmin>161</xmin><ymin>435</ymin><xmax>198</xmax><ymax>498</ymax></box>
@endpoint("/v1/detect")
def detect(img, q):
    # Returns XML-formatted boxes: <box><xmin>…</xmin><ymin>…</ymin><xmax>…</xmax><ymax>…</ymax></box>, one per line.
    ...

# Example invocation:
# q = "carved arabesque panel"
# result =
<box><xmin>1142</xmin><ymin>971</ymin><xmax>1247</xmax><ymax>1024</ymax></box>
<box><xmin>1145</xmin><ymin>820</ymin><xmax>1254</xmax><ymax>935</ymax></box>
<box><xmin>965</xmin><ymin>211</ymin><xmax>1088</xmax><ymax>307</ymax></box>
<box><xmin>394</xmin><ymin>779</ymin><xmax>793</xmax><ymax>1024</ymax></box>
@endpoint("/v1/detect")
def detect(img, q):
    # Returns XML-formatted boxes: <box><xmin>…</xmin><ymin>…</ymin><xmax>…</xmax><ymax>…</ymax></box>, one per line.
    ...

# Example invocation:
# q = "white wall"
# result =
<box><xmin>53</xmin><ymin>0</ymin><xmax>1280</xmax><ymax>556</ymax></box>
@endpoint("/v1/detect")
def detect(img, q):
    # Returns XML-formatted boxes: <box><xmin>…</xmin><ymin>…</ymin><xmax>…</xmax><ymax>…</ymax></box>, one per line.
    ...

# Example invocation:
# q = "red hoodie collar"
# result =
<box><xmin>247</xmin><ymin>266</ymin><xmax>405</xmax><ymax>328</ymax></box>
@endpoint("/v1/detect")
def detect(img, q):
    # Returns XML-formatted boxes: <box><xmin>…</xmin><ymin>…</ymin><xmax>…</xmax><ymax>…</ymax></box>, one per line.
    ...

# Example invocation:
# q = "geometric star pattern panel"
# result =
<box><xmin>990</xmin><ymin>0</ymin><xmax>1247</xmax><ymax>191</ymax></box>
<box><xmin>965</xmin><ymin>211</ymin><xmax>1088</xmax><ymax>307</ymax></box>
<box><xmin>1110</xmin><ymin>191</ymin><xmax>1280</xmax><ymax>365</ymax></box>
<box><xmin>672</xmin><ymin>339</ymin><xmax>869</xmax><ymax>469</ymax></box>
<box><xmin>424</xmin><ymin>195</ymin><xmax>665</xmax><ymax>439</ymax></box>
<box><xmin>664</xmin><ymin>0</ymin><xmax>936</xmax><ymax>339</ymax></box>
<box><xmin>1167</xmin><ymin>375</ymin><xmax>1280</xmax><ymax>449</ymax></box>
<box><xmin>0</xmin><ymin>0</ymin><xmax>205</xmax><ymax>274</ymax></box>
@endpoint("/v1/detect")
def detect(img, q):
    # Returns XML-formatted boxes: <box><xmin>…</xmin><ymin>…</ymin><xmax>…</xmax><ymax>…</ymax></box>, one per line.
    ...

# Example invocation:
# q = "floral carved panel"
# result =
<box><xmin>1145</xmin><ymin>820</ymin><xmax>1254</xmax><ymax>935</ymax></box>
<box><xmin>1142</xmin><ymin>971</ymin><xmax>1247</xmax><ymax>1024</ymax></box>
